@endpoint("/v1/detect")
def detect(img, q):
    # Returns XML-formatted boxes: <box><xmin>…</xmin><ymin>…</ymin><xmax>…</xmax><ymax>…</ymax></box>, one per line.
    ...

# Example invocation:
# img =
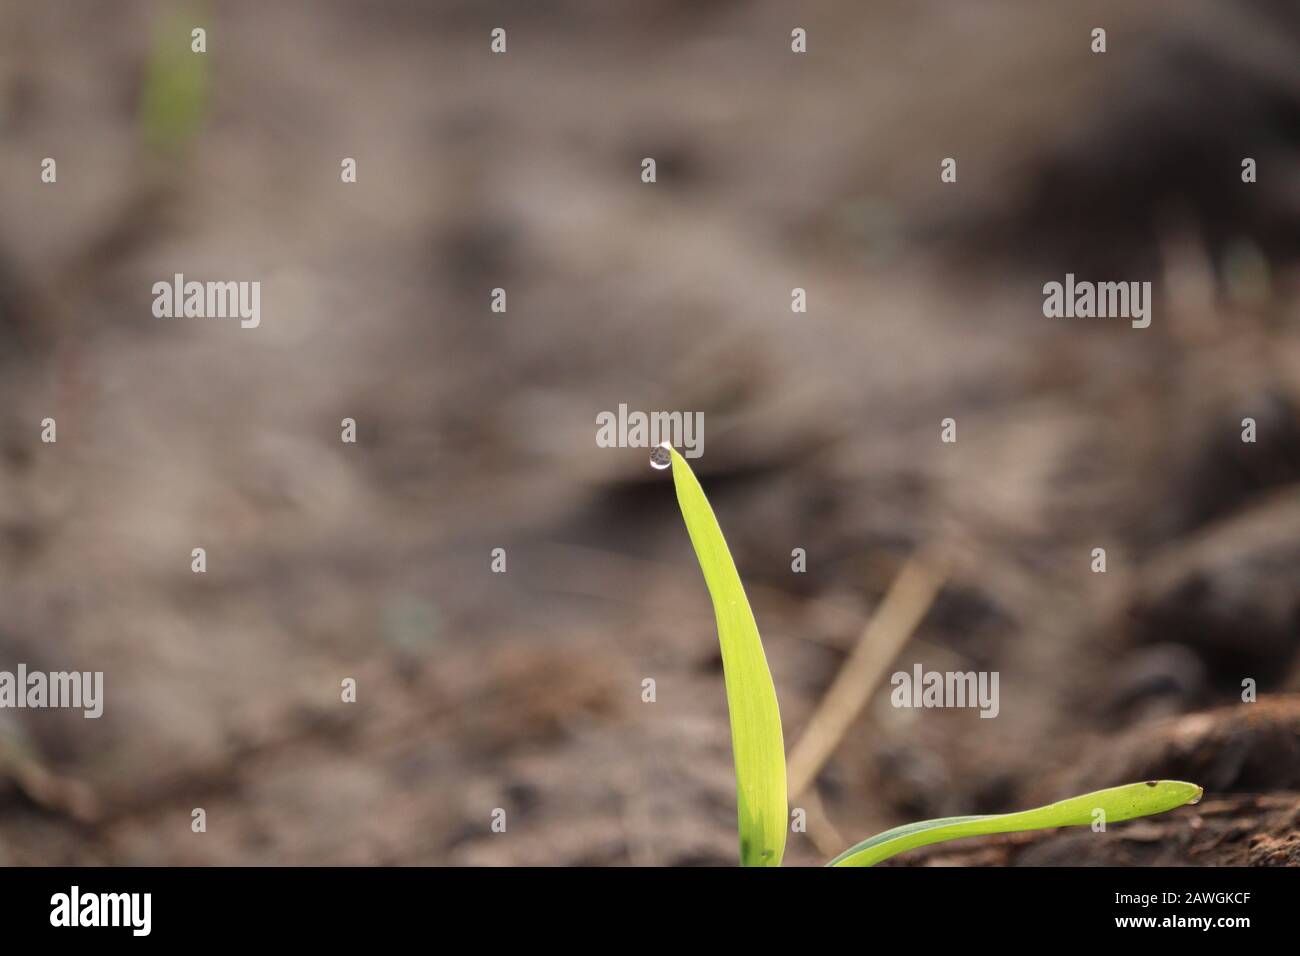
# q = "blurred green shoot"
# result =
<box><xmin>139</xmin><ymin>4</ymin><xmax>210</xmax><ymax>153</ymax></box>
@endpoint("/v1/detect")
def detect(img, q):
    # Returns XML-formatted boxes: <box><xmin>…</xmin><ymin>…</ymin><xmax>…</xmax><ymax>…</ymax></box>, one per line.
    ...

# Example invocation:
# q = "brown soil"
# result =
<box><xmin>0</xmin><ymin>0</ymin><xmax>1298</xmax><ymax>866</ymax></box>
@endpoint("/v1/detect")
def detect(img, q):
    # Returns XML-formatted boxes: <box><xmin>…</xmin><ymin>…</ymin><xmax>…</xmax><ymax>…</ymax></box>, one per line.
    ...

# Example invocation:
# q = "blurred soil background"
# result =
<box><xmin>0</xmin><ymin>0</ymin><xmax>1298</xmax><ymax>865</ymax></box>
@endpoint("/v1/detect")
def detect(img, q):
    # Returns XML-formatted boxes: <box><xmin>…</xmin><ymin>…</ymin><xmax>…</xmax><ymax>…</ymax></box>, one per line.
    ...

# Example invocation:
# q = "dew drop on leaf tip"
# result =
<box><xmin>650</xmin><ymin>443</ymin><xmax>672</xmax><ymax>470</ymax></box>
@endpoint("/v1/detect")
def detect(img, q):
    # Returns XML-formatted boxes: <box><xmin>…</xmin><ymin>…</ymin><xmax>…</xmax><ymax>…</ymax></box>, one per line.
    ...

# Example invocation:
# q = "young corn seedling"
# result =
<box><xmin>657</xmin><ymin>444</ymin><xmax>1202</xmax><ymax>867</ymax></box>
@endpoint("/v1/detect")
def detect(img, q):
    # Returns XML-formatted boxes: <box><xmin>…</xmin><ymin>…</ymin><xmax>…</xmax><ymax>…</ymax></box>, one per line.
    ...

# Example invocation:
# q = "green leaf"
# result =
<box><xmin>666</xmin><ymin>446</ymin><xmax>787</xmax><ymax>867</ymax></box>
<box><xmin>828</xmin><ymin>780</ymin><xmax>1203</xmax><ymax>867</ymax></box>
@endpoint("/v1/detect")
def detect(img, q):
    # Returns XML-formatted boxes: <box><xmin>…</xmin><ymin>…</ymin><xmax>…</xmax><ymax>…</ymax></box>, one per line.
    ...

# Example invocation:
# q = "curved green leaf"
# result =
<box><xmin>666</xmin><ymin>446</ymin><xmax>787</xmax><ymax>867</ymax></box>
<box><xmin>829</xmin><ymin>780</ymin><xmax>1203</xmax><ymax>867</ymax></box>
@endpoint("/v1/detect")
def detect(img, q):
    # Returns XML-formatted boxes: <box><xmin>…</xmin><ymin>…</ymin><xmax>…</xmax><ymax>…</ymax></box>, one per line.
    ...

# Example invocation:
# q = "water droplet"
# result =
<box><xmin>649</xmin><ymin>444</ymin><xmax>672</xmax><ymax>470</ymax></box>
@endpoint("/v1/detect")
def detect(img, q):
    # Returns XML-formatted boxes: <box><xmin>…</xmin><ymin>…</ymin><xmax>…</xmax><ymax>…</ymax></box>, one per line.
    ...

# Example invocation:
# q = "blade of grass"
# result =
<box><xmin>666</xmin><ymin>446</ymin><xmax>787</xmax><ymax>867</ymax></box>
<box><xmin>828</xmin><ymin>780</ymin><xmax>1203</xmax><ymax>866</ymax></box>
